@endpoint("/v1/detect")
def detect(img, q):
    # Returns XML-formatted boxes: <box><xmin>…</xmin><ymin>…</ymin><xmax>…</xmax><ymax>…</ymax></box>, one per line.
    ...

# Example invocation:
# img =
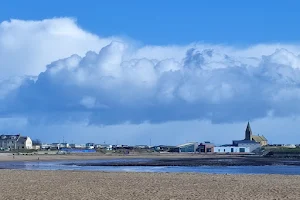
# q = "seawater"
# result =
<box><xmin>1</xmin><ymin>159</ymin><xmax>300</xmax><ymax>175</ymax></box>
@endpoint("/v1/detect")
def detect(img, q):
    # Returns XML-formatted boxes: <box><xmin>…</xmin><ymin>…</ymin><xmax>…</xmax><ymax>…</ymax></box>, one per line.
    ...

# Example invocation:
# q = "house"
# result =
<box><xmin>32</xmin><ymin>145</ymin><xmax>41</xmax><ymax>150</ymax></box>
<box><xmin>95</xmin><ymin>144</ymin><xmax>113</xmax><ymax>150</ymax></box>
<box><xmin>214</xmin><ymin>146</ymin><xmax>250</xmax><ymax>153</ymax></box>
<box><xmin>0</xmin><ymin>134</ymin><xmax>32</xmax><ymax>150</ymax></box>
<box><xmin>86</xmin><ymin>143</ymin><xmax>95</xmax><ymax>149</ymax></box>
<box><xmin>134</xmin><ymin>145</ymin><xmax>150</xmax><ymax>149</ymax></box>
<box><xmin>152</xmin><ymin>145</ymin><xmax>177</xmax><ymax>152</ymax></box>
<box><xmin>60</xmin><ymin>143</ymin><xmax>70</xmax><ymax>148</ymax></box>
<box><xmin>41</xmin><ymin>144</ymin><xmax>51</xmax><ymax>150</ymax></box>
<box><xmin>69</xmin><ymin>144</ymin><xmax>86</xmax><ymax>148</ymax></box>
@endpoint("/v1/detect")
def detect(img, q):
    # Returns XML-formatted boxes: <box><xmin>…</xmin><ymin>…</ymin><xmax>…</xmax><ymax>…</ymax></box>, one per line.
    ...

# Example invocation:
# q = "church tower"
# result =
<box><xmin>245</xmin><ymin>122</ymin><xmax>253</xmax><ymax>141</ymax></box>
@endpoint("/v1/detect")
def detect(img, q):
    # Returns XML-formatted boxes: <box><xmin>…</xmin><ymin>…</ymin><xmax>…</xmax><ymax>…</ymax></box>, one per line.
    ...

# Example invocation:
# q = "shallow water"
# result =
<box><xmin>2</xmin><ymin>159</ymin><xmax>300</xmax><ymax>175</ymax></box>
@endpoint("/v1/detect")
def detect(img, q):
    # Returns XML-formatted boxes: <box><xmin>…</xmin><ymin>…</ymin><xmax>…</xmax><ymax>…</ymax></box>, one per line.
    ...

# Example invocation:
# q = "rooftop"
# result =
<box><xmin>252</xmin><ymin>135</ymin><xmax>268</xmax><ymax>142</ymax></box>
<box><xmin>0</xmin><ymin>134</ymin><xmax>21</xmax><ymax>141</ymax></box>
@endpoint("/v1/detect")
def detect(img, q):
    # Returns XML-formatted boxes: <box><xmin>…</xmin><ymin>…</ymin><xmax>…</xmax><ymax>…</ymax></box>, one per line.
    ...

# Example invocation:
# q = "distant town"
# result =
<box><xmin>0</xmin><ymin>122</ymin><xmax>299</xmax><ymax>155</ymax></box>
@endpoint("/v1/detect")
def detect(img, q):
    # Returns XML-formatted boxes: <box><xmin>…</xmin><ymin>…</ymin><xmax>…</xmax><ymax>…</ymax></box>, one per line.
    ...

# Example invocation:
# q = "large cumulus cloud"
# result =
<box><xmin>2</xmin><ymin>39</ymin><xmax>300</xmax><ymax>125</ymax></box>
<box><xmin>0</xmin><ymin>18</ymin><xmax>121</xmax><ymax>79</ymax></box>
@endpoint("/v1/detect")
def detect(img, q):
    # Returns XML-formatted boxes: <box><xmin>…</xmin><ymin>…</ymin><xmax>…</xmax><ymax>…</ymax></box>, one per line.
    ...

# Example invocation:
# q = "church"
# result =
<box><xmin>244</xmin><ymin>122</ymin><xmax>268</xmax><ymax>146</ymax></box>
<box><xmin>232</xmin><ymin>122</ymin><xmax>268</xmax><ymax>152</ymax></box>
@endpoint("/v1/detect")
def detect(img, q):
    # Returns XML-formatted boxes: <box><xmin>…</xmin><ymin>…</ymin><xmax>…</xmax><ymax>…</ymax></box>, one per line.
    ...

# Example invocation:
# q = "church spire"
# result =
<box><xmin>245</xmin><ymin>121</ymin><xmax>253</xmax><ymax>140</ymax></box>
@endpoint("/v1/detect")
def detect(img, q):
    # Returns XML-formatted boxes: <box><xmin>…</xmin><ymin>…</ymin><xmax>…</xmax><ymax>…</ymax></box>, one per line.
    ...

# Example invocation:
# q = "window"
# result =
<box><xmin>231</xmin><ymin>148</ymin><xmax>234</xmax><ymax>152</ymax></box>
<box><xmin>239</xmin><ymin>148</ymin><xmax>245</xmax><ymax>153</ymax></box>
<box><xmin>224</xmin><ymin>149</ymin><xmax>226</xmax><ymax>152</ymax></box>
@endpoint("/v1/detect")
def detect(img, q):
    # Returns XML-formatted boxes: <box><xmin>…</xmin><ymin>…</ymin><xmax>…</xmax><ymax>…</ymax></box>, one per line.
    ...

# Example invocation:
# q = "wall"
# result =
<box><xmin>214</xmin><ymin>146</ymin><xmax>250</xmax><ymax>153</ymax></box>
<box><xmin>25</xmin><ymin>138</ymin><xmax>33</xmax><ymax>149</ymax></box>
<box><xmin>237</xmin><ymin>143</ymin><xmax>261</xmax><ymax>152</ymax></box>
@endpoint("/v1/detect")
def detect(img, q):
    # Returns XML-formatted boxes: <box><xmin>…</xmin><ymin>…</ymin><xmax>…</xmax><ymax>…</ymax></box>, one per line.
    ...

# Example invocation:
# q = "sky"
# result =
<box><xmin>1</xmin><ymin>1</ymin><xmax>300</xmax><ymax>145</ymax></box>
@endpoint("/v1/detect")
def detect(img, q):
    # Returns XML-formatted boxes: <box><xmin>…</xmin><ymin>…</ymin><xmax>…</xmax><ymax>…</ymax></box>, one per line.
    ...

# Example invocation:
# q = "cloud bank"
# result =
<box><xmin>1</xmin><ymin>18</ymin><xmax>300</xmax><ymax>126</ymax></box>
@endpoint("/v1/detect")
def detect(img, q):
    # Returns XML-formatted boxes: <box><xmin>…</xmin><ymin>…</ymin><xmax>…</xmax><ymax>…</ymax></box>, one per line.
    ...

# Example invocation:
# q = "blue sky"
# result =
<box><xmin>1</xmin><ymin>1</ymin><xmax>300</xmax><ymax>145</ymax></box>
<box><xmin>1</xmin><ymin>0</ymin><xmax>300</xmax><ymax>45</ymax></box>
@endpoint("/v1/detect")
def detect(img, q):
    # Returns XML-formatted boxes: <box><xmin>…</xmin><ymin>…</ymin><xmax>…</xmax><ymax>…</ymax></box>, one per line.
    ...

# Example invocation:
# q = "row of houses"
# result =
<box><xmin>0</xmin><ymin>122</ymin><xmax>268</xmax><ymax>154</ymax></box>
<box><xmin>40</xmin><ymin>143</ymin><xmax>113</xmax><ymax>150</ymax></box>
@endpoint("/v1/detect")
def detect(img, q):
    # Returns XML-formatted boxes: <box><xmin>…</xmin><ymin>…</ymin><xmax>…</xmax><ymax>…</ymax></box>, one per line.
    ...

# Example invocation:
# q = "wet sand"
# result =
<box><xmin>0</xmin><ymin>153</ymin><xmax>249</xmax><ymax>162</ymax></box>
<box><xmin>67</xmin><ymin>156</ymin><xmax>300</xmax><ymax>166</ymax></box>
<box><xmin>2</xmin><ymin>153</ymin><xmax>300</xmax><ymax>166</ymax></box>
<box><xmin>0</xmin><ymin>170</ymin><xmax>299</xmax><ymax>200</ymax></box>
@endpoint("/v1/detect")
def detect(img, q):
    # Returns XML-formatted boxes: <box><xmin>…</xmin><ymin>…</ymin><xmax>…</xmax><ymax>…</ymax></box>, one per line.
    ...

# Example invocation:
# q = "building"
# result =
<box><xmin>0</xmin><ymin>134</ymin><xmax>32</xmax><ymax>150</ymax></box>
<box><xmin>60</xmin><ymin>143</ymin><xmax>70</xmax><ymax>148</ymax></box>
<box><xmin>86</xmin><ymin>143</ymin><xmax>95</xmax><ymax>149</ymax></box>
<box><xmin>232</xmin><ymin>122</ymin><xmax>267</xmax><ymax>152</ymax></box>
<box><xmin>69</xmin><ymin>144</ymin><xmax>86</xmax><ymax>148</ymax></box>
<box><xmin>134</xmin><ymin>145</ymin><xmax>150</xmax><ymax>149</ymax></box>
<box><xmin>153</xmin><ymin>145</ymin><xmax>175</xmax><ymax>152</ymax></box>
<box><xmin>283</xmin><ymin>144</ymin><xmax>296</xmax><ymax>148</ymax></box>
<box><xmin>245</xmin><ymin>122</ymin><xmax>268</xmax><ymax>146</ymax></box>
<box><xmin>32</xmin><ymin>145</ymin><xmax>41</xmax><ymax>150</ymax></box>
<box><xmin>177</xmin><ymin>142</ymin><xmax>198</xmax><ymax>153</ymax></box>
<box><xmin>214</xmin><ymin>146</ymin><xmax>250</xmax><ymax>153</ymax></box>
<box><xmin>198</xmin><ymin>142</ymin><xmax>214</xmax><ymax>153</ymax></box>
<box><xmin>41</xmin><ymin>144</ymin><xmax>51</xmax><ymax>150</ymax></box>
<box><xmin>232</xmin><ymin>140</ymin><xmax>261</xmax><ymax>152</ymax></box>
<box><xmin>95</xmin><ymin>144</ymin><xmax>113</xmax><ymax>150</ymax></box>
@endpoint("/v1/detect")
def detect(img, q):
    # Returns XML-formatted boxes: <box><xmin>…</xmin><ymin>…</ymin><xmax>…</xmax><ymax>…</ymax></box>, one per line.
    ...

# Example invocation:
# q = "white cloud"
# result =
<box><xmin>0</xmin><ymin>18</ymin><xmax>121</xmax><ymax>79</ymax></box>
<box><xmin>2</xmin><ymin>42</ymin><xmax>300</xmax><ymax>125</ymax></box>
<box><xmin>2</xmin><ymin>18</ymin><xmax>300</xmax><ymax>128</ymax></box>
<box><xmin>80</xmin><ymin>96</ymin><xmax>96</xmax><ymax>109</ymax></box>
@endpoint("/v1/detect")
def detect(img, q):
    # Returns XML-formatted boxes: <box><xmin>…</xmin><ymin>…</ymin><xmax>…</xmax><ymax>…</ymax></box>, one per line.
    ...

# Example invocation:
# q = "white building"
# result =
<box><xmin>95</xmin><ymin>144</ymin><xmax>113</xmax><ymax>150</ymax></box>
<box><xmin>214</xmin><ymin>146</ymin><xmax>250</xmax><ymax>153</ymax></box>
<box><xmin>284</xmin><ymin>144</ymin><xmax>296</xmax><ymax>148</ymax></box>
<box><xmin>0</xmin><ymin>134</ymin><xmax>32</xmax><ymax>150</ymax></box>
<box><xmin>86</xmin><ymin>143</ymin><xmax>95</xmax><ymax>149</ymax></box>
<box><xmin>41</xmin><ymin>144</ymin><xmax>52</xmax><ymax>150</ymax></box>
<box><xmin>69</xmin><ymin>144</ymin><xmax>86</xmax><ymax>148</ymax></box>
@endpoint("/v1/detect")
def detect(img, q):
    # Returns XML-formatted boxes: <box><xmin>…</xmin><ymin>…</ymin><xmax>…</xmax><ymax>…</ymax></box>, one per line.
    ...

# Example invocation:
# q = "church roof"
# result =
<box><xmin>252</xmin><ymin>135</ymin><xmax>267</xmax><ymax>142</ymax></box>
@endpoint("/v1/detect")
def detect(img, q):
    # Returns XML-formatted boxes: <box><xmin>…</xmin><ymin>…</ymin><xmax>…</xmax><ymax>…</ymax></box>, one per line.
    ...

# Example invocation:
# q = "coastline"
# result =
<box><xmin>1</xmin><ymin>170</ymin><xmax>300</xmax><ymax>200</ymax></box>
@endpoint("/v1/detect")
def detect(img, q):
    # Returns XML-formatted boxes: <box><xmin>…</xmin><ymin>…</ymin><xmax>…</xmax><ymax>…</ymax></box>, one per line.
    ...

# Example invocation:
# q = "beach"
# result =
<box><xmin>0</xmin><ymin>170</ymin><xmax>299</xmax><ymax>200</ymax></box>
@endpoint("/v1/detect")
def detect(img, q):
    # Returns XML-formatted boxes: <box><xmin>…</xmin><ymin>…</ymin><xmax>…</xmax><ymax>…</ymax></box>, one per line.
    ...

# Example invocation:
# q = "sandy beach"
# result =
<box><xmin>0</xmin><ymin>170</ymin><xmax>299</xmax><ymax>200</ymax></box>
